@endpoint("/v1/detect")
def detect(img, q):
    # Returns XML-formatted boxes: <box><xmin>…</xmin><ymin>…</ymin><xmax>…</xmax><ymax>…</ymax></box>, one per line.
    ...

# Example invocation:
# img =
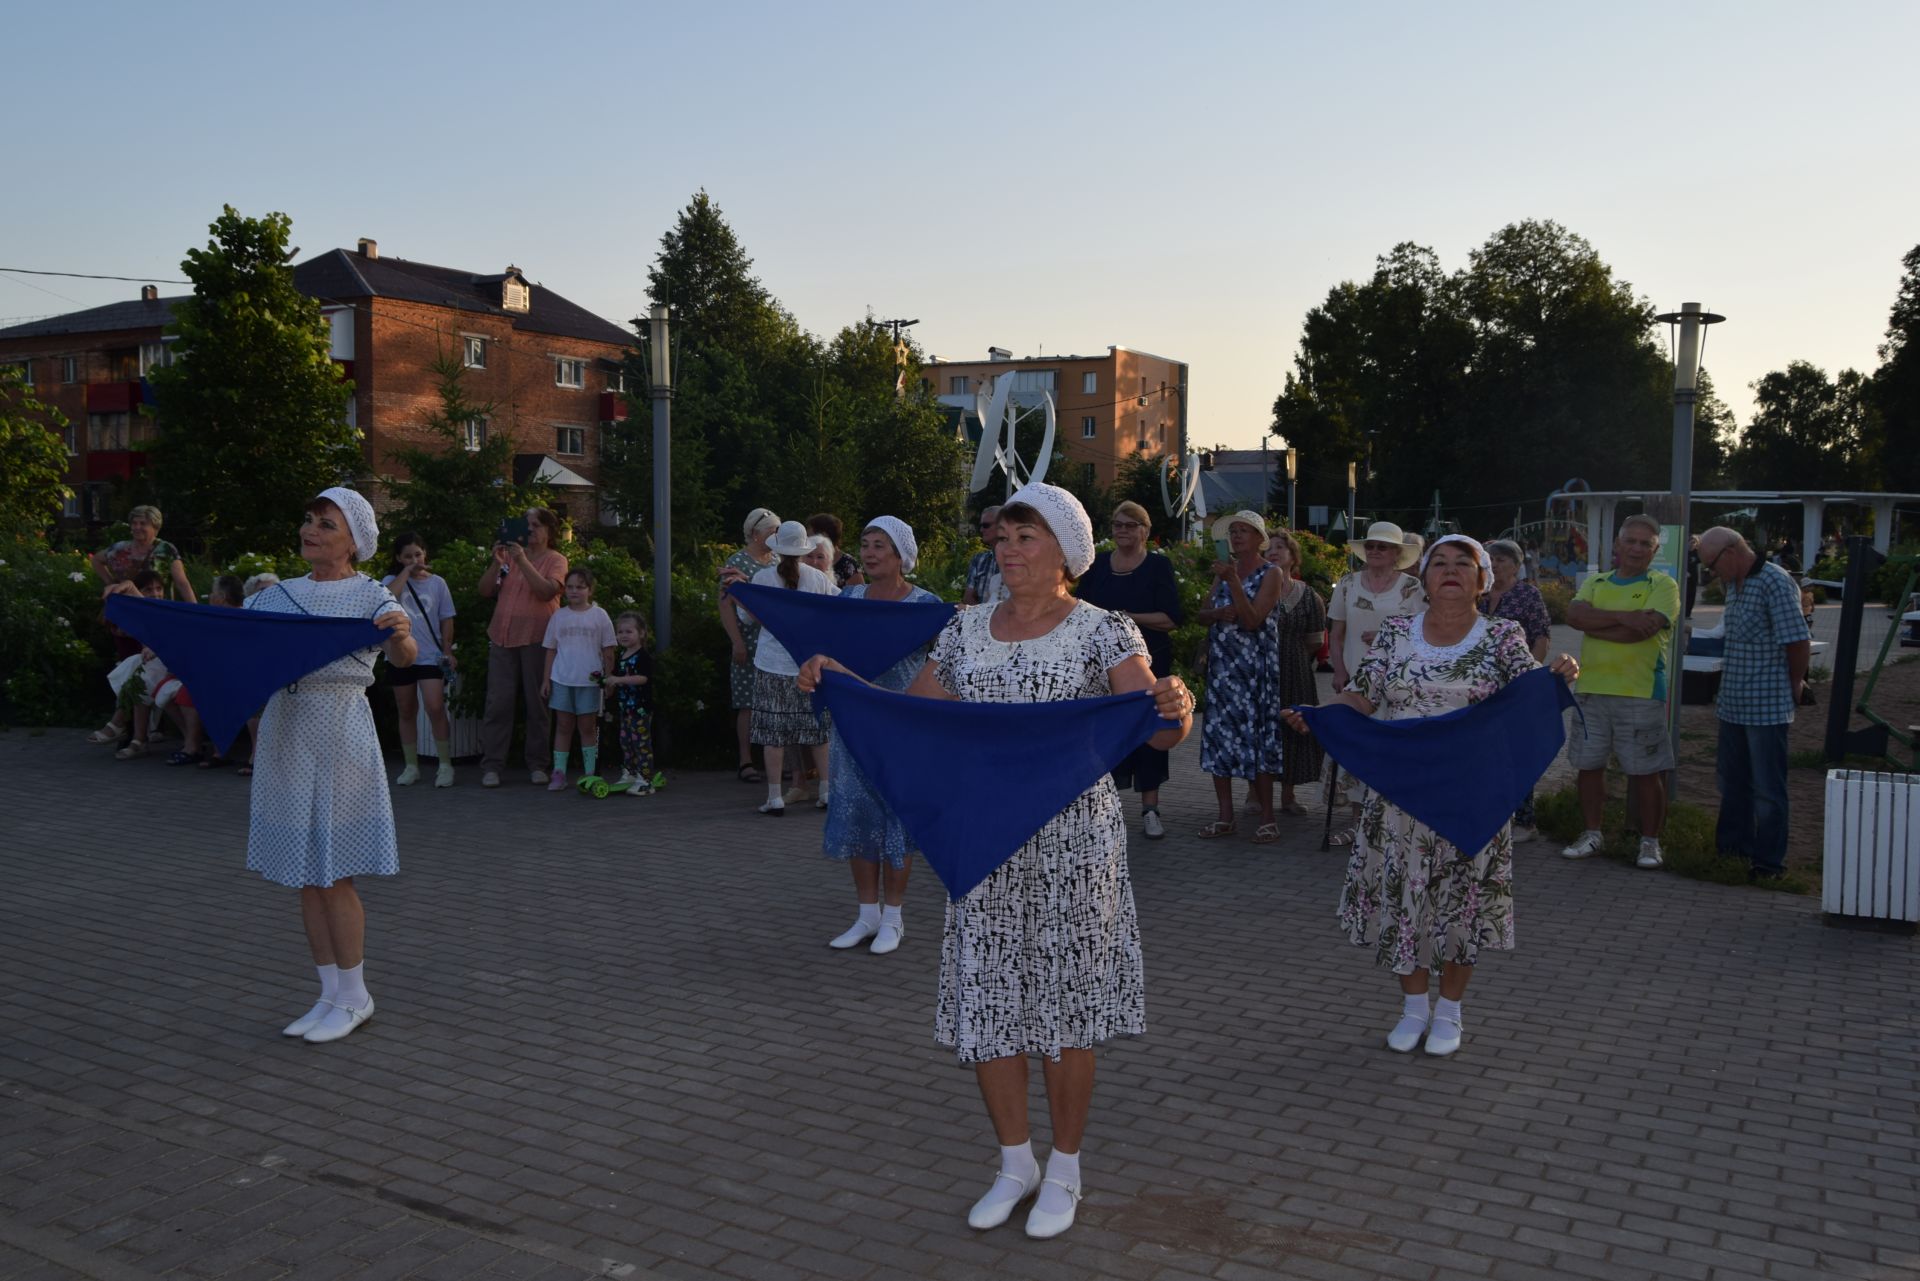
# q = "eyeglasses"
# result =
<box><xmin>1701</xmin><ymin>543</ymin><xmax>1731</xmax><ymax>576</ymax></box>
<box><xmin>1362</xmin><ymin>542</ymin><xmax>1395</xmax><ymax>553</ymax></box>
<box><xmin>1112</xmin><ymin>519</ymin><xmax>1143</xmax><ymax>531</ymax></box>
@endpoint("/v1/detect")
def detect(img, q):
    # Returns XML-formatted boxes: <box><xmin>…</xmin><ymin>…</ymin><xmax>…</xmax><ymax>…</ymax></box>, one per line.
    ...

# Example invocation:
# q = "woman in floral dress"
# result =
<box><xmin>1285</xmin><ymin>535</ymin><xmax>1576</xmax><ymax>1058</ymax></box>
<box><xmin>1481</xmin><ymin>539</ymin><xmax>1554</xmax><ymax>840</ymax></box>
<box><xmin>719</xmin><ymin>507</ymin><xmax>779</xmax><ymax>782</ymax></box>
<box><xmin>1197</xmin><ymin>511</ymin><xmax>1285</xmax><ymax>842</ymax></box>
<box><xmin>1266</xmin><ymin>530</ymin><xmax>1327</xmax><ymax>815</ymax></box>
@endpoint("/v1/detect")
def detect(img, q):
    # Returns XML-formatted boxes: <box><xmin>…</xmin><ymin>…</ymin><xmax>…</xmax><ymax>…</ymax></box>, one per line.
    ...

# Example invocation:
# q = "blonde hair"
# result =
<box><xmin>1113</xmin><ymin>500</ymin><xmax>1151</xmax><ymax>530</ymax></box>
<box><xmin>1266</xmin><ymin>528</ymin><xmax>1302</xmax><ymax>567</ymax></box>
<box><xmin>128</xmin><ymin>504</ymin><xmax>163</xmax><ymax>530</ymax></box>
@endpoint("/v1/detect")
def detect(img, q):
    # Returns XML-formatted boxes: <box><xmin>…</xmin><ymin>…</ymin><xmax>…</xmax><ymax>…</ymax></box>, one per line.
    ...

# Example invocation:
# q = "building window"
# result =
<box><xmin>555</xmin><ymin>358</ymin><xmax>586</xmax><ymax>388</ymax></box>
<box><xmin>607</xmin><ymin>368</ymin><xmax>628</xmax><ymax>394</ymax></box>
<box><xmin>1012</xmin><ymin>370</ymin><xmax>1056</xmax><ymax>396</ymax></box>
<box><xmin>62</xmin><ymin>422</ymin><xmax>77</xmax><ymax>455</ymax></box>
<box><xmin>63</xmin><ymin>492</ymin><xmax>82</xmax><ymax>519</ymax></box>
<box><xmin>463</xmin><ymin>336</ymin><xmax>487</xmax><ymax>369</ymax></box>
<box><xmin>61</xmin><ymin>356</ymin><xmax>78</xmax><ymax>384</ymax></box>
<box><xmin>1136</xmin><ymin>418</ymin><xmax>1149</xmax><ymax>450</ymax></box>
<box><xmin>104</xmin><ymin>348</ymin><xmax>138</xmax><ymax>380</ymax></box>
<box><xmin>140</xmin><ymin>342</ymin><xmax>167</xmax><ymax>377</ymax></box>
<box><xmin>462</xmin><ymin>418</ymin><xmax>487</xmax><ymax>452</ymax></box>
<box><xmin>949</xmin><ymin>375</ymin><xmax>971</xmax><ymax>395</ymax></box>
<box><xmin>88</xmin><ymin>412</ymin><xmax>131</xmax><ymax>451</ymax></box>
<box><xmin>1082</xmin><ymin>372</ymin><xmax>1096</xmax><ymax>395</ymax></box>
<box><xmin>8</xmin><ymin>359</ymin><xmax>30</xmax><ymax>385</ymax></box>
<box><xmin>555</xmin><ymin>425</ymin><xmax>586</xmax><ymax>456</ymax></box>
<box><xmin>1158</xmin><ymin>423</ymin><xmax>1166</xmax><ymax>446</ymax></box>
<box><xmin>1081</xmin><ymin>416</ymin><xmax>1096</xmax><ymax>439</ymax></box>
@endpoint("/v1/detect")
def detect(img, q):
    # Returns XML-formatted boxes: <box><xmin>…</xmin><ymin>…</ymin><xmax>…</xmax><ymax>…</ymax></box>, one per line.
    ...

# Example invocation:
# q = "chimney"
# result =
<box><xmin>140</xmin><ymin>285</ymin><xmax>158</xmax><ymax>301</ymax></box>
<box><xmin>357</xmin><ymin>238</ymin><xmax>378</xmax><ymax>260</ymax></box>
<box><xmin>988</xmin><ymin>346</ymin><xmax>1013</xmax><ymax>362</ymax></box>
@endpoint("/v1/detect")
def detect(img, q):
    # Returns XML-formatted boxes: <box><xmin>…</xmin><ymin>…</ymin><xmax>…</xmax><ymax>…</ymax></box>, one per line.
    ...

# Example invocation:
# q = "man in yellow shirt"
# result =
<box><xmin>1561</xmin><ymin>515</ymin><xmax>1682</xmax><ymax>869</ymax></box>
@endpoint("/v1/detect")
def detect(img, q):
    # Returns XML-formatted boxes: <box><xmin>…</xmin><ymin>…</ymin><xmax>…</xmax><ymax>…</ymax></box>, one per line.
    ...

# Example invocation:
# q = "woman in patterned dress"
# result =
<box><xmin>113</xmin><ymin>489</ymin><xmax>416</xmax><ymax>1044</ymax></box>
<box><xmin>1197</xmin><ymin>510</ymin><xmax>1285</xmax><ymax>843</ymax></box>
<box><xmin>1265</xmin><ymin>530</ymin><xmax>1327</xmax><ymax>815</ymax></box>
<box><xmin>1284</xmin><ymin>536</ymin><xmax>1576</xmax><ymax>1058</ymax></box>
<box><xmin>1325</xmin><ymin>522</ymin><xmax>1427</xmax><ymax>845</ymax></box>
<box><xmin>821</xmin><ymin>517</ymin><xmax>940</xmax><ymax>955</ymax></box>
<box><xmin>1481</xmin><ymin>539</ymin><xmax>1554</xmax><ymax>840</ymax></box>
<box><xmin>798</xmin><ymin>483</ymin><xmax>1193</xmax><ymax>1241</ymax></box>
<box><xmin>719</xmin><ymin>507</ymin><xmax>779</xmax><ymax>782</ymax></box>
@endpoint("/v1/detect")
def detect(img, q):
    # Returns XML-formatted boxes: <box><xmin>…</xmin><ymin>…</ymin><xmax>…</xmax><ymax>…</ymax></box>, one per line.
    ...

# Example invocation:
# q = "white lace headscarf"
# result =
<box><xmin>316</xmin><ymin>486</ymin><xmax>378</xmax><ymax>563</ymax></box>
<box><xmin>862</xmin><ymin>516</ymin><xmax>918</xmax><ymax>576</ymax></box>
<box><xmin>1418</xmin><ymin>533</ymin><xmax>1493</xmax><ymax>594</ymax></box>
<box><xmin>1004</xmin><ymin>482</ymin><xmax>1096</xmax><ymax>578</ymax></box>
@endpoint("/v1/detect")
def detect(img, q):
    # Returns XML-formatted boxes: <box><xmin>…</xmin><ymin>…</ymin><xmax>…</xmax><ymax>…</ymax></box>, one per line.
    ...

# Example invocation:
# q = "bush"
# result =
<box><xmin>1537</xmin><ymin>579</ymin><xmax>1573</xmax><ymax>625</ymax></box>
<box><xmin>1810</xmin><ymin>547</ymin><xmax>1918</xmax><ymax>604</ymax></box>
<box><xmin>0</xmin><ymin>539</ymin><xmax>119</xmax><ymax>728</ymax></box>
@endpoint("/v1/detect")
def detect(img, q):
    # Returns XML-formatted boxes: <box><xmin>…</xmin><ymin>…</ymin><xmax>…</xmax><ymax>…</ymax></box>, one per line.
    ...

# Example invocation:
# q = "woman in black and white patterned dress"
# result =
<box><xmin>801</xmin><ymin>483</ymin><xmax>1193</xmax><ymax>1241</ymax></box>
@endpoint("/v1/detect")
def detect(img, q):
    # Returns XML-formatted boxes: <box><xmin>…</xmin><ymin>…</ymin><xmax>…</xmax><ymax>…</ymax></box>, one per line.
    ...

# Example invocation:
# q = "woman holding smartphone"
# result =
<box><xmin>477</xmin><ymin>507</ymin><xmax>568</xmax><ymax>788</ymax></box>
<box><xmin>382</xmin><ymin>532</ymin><xmax>459</xmax><ymax>788</ymax></box>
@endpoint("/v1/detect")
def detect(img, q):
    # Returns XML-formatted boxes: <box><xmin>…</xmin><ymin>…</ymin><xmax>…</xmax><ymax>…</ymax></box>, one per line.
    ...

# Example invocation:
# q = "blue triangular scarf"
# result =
<box><xmin>728</xmin><ymin>581</ymin><xmax>955</xmax><ymax>681</ymax></box>
<box><xmin>105</xmin><ymin>594</ymin><xmax>386</xmax><ymax>754</ymax></box>
<box><xmin>1296</xmin><ymin>666</ymin><xmax>1578</xmax><ymax>856</ymax></box>
<box><xmin>816</xmin><ymin>670</ymin><xmax>1175</xmax><ymax>900</ymax></box>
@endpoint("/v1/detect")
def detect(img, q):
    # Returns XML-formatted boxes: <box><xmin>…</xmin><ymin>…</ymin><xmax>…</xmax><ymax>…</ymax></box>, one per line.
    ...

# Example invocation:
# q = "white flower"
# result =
<box><xmin>695</xmin><ymin>699</ymin><xmax>706</xmax><ymax>711</ymax></box>
<box><xmin>69</xmin><ymin>571</ymin><xmax>86</xmax><ymax>582</ymax></box>
<box><xmin>621</xmin><ymin>594</ymin><xmax>635</xmax><ymax>605</ymax></box>
<box><xmin>55</xmin><ymin>617</ymin><xmax>69</xmax><ymax>627</ymax></box>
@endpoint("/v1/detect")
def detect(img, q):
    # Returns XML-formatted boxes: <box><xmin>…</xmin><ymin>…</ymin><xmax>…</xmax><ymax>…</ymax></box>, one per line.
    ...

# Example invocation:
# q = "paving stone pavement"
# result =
<box><xmin>3</xmin><ymin>724</ymin><xmax>1917</xmax><ymax>1281</ymax></box>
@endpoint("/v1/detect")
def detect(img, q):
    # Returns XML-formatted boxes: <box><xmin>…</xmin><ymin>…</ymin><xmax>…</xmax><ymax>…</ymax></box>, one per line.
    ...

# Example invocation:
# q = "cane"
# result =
<box><xmin>1321</xmin><ymin>760</ymin><xmax>1340</xmax><ymax>851</ymax></box>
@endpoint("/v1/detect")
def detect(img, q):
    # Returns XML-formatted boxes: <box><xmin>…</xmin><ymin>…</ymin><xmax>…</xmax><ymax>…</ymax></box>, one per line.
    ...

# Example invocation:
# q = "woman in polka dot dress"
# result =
<box><xmin>248</xmin><ymin>489</ymin><xmax>415</xmax><ymax>1045</ymax></box>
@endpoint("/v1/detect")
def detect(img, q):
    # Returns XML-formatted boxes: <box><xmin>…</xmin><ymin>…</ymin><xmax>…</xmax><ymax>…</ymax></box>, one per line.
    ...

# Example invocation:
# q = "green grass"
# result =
<box><xmin>1789</xmin><ymin>748</ymin><xmax>1916</xmax><ymax>772</ymax></box>
<box><xmin>1532</xmin><ymin>786</ymin><xmax>1814</xmax><ymax>894</ymax></box>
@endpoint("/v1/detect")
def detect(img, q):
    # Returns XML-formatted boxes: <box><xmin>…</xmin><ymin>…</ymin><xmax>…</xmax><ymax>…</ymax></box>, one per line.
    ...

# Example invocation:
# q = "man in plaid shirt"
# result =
<box><xmin>1697</xmin><ymin>527</ymin><xmax>1812</xmax><ymax>881</ymax></box>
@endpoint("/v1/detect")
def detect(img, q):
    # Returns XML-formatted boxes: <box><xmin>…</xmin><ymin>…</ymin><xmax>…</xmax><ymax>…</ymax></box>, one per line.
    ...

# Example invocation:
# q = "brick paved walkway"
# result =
<box><xmin>4</xmin><ymin>725</ymin><xmax>1917</xmax><ymax>1281</ymax></box>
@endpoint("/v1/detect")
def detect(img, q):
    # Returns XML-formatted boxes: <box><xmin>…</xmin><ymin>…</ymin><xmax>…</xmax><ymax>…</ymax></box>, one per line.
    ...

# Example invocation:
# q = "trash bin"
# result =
<box><xmin>1823</xmin><ymin>770</ymin><xmax>1920</xmax><ymax>932</ymax></box>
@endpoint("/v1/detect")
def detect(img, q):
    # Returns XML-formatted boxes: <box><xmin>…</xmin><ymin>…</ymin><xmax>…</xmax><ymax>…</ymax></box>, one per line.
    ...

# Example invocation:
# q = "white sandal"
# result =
<box><xmin>114</xmin><ymin>739</ymin><xmax>148</xmax><ymax>760</ymax></box>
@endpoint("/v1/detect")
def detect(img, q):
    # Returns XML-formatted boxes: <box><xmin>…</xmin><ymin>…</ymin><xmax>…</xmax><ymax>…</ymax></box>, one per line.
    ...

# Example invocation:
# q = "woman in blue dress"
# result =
<box><xmin>1196</xmin><ymin>510</ymin><xmax>1285</xmax><ymax>842</ymax></box>
<box><xmin>822</xmin><ymin>517</ymin><xmax>941</xmax><ymax>956</ymax></box>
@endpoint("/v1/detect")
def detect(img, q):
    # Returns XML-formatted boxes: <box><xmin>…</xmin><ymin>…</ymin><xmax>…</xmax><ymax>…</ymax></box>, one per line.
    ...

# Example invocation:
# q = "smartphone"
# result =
<box><xmin>494</xmin><ymin>515</ymin><xmax>530</xmax><ymax>547</ymax></box>
<box><xmin>1213</xmin><ymin>538</ymin><xmax>1231</xmax><ymax>562</ymax></box>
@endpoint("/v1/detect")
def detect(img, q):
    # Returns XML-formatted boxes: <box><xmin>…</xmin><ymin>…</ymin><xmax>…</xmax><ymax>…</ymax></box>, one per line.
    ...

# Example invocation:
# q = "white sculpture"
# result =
<box><xmin>1161</xmin><ymin>450</ymin><xmax>1203</xmax><ymax>521</ymax></box>
<box><xmin>967</xmin><ymin>372</ymin><xmax>1055</xmax><ymax>498</ymax></box>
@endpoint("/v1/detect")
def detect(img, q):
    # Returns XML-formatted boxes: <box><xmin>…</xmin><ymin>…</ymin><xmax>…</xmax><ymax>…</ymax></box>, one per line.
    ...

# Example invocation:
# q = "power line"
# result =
<box><xmin>0</xmin><ymin>266</ymin><xmax>190</xmax><ymax>285</ymax></box>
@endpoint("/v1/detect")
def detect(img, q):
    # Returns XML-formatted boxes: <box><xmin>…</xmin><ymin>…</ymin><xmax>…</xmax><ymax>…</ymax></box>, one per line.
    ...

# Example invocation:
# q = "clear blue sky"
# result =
<box><xmin>5</xmin><ymin>1</ymin><xmax>1914</xmax><ymax>460</ymax></box>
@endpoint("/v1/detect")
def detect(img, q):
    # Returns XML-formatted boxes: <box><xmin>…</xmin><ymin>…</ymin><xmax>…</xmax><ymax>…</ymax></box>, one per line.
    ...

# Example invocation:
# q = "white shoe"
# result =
<box><xmin>1636</xmin><ymin>839</ymin><xmax>1664</xmax><ymax>869</ymax></box>
<box><xmin>529</xmin><ymin>770</ymin><xmax>549</xmax><ymax>785</ymax></box>
<box><xmin>282</xmin><ymin>999</ymin><xmax>333</xmax><ymax>1038</ymax></box>
<box><xmin>394</xmin><ymin>763</ymin><xmax>420</xmax><ymax>787</ymax></box>
<box><xmin>1142</xmin><ymin>810</ymin><xmax>1165</xmax><ymax>839</ymax></box>
<box><xmin>434</xmin><ymin>762</ymin><xmax>455</xmax><ymax>788</ymax></box>
<box><xmin>1510</xmin><ymin>824</ymin><xmax>1537</xmax><ymax>844</ymax></box>
<box><xmin>481</xmin><ymin>771</ymin><xmax>501</xmax><ymax>788</ymax></box>
<box><xmin>870</xmin><ymin>920</ymin><xmax>904</xmax><ymax>954</ymax></box>
<box><xmin>1424</xmin><ymin>1011</ymin><xmax>1463</xmax><ymax>1057</ymax></box>
<box><xmin>829</xmin><ymin>918</ymin><xmax>879</xmax><ymax>949</ymax></box>
<box><xmin>1560</xmin><ymin>830</ymin><xmax>1604</xmax><ymax>860</ymax></box>
<box><xmin>815</xmin><ymin>788</ymin><xmax>829</xmax><ymax>809</ymax></box>
<box><xmin>303</xmin><ymin>997</ymin><xmax>374</xmax><ymax>1044</ymax></box>
<box><xmin>967</xmin><ymin>1167</ymin><xmax>1038</xmax><ymax>1230</ymax></box>
<box><xmin>1386</xmin><ymin>1012</ymin><xmax>1430</xmax><ymax>1053</ymax></box>
<box><xmin>614</xmin><ymin>772</ymin><xmax>637</xmax><ymax>789</ymax></box>
<box><xmin>758</xmin><ymin>798</ymin><xmax>785</xmax><ymax>816</ymax></box>
<box><xmin>1024</xmin><ymin>1179</ymin><xmax>1081</xmax><ymax>1239</ymax></box>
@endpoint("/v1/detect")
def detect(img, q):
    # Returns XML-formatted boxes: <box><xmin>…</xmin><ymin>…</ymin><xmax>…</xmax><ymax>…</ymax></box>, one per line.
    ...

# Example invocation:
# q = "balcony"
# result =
<box><xmin>86</xmin><ymin>450</ymin><xmax>150</xmax><ymax>482</ymax></box>
<box><xmin>598</xmin><ymin>391</ymin><xmax>628</xmax><ymax>422</ymax></box>
<box><xmin>86</xmin><ymin>381</ymin><xmax>143</xmax><ymax>413</ymax></box>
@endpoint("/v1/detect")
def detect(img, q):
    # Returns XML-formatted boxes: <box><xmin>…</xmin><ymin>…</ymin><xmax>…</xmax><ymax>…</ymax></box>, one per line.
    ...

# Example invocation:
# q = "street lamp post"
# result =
<box><xmin>648</xmin><ymin>303</ymin><xmax>673</xmax><ymax>651</ymax></box>
<box><xmin>1285</xmin><ymin>448</ymin><xmax>1297</xmax><ymax>531</ymax></box>
<box><xmin>1653</xmin><ymin>301</ymin><xmax>1726</xmax><ymax>792</ymax></box>
<box><xmin>1346</xmin><ymin>460</ymin><xmax>1357</xmax><ymax>545</ymax></box>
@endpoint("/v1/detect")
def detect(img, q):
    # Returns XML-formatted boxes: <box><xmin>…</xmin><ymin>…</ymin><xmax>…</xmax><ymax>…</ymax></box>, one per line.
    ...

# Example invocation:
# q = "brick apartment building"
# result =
<box><xmin>921</xmin><ymin>345</ymin><xmax>1188</xmax><ymax>488</ymax></box>
<box><xmin>0</xmin><ymin>238</ymin><xmax>635</xmax><ymax>531</ymax></box>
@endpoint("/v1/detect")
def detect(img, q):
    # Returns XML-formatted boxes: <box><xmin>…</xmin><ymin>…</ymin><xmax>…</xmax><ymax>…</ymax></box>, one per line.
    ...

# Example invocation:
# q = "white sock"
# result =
<box><xmin>1434</xmin><ymin>996</ymin><xmax>1463</xmax><ymax>1026</ymax></box>
<box><xmin>880</xmin><ymin>904</ymin><xmax>902</xmax><ymax>929</ymax></box>
<box><xmin>1036</xmin><ymin>1147</ymin><xmax>1080</xmax><ymax>1214</ymax></box>
<box><xmin>335</xmin><ymin>962</ymin><xmax>369</xmax><ymax>1010</ymax></box>
<box><xmin>766</xmin><ymin>781</ymin><xmax>784</xmax><ymax>805</ymax></box>
<box><xmin>858</xmin><ymin>902</ymin><xmax>882</xmax><ymax>928</ymax></box>
<box><xmin>317</xmin><ymin>963</ymin><xmax>340</xmax><ymax>1003</ymax></box>
<box><xmin>1402</xmin><ymin>992</ymin><xmax>1430</xmax><ymax>1023</ymax></box>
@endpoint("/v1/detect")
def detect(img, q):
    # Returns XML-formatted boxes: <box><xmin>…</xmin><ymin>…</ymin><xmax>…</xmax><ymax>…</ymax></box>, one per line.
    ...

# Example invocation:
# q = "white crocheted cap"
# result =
<box><xmin>1418</xmin><ymin>533</ymin><xmax>1493</xmax><ymax>590</ymax></box>
<box><xmin>863</xmin><ymin>515</ymin><xmax>918</xmax><ymax>576</ymax></box>
<box><xmin>315</xmin><ymin>486</ymin><xmax>378</xmax><ymax>563</ymax></box>
<box><xmin>1004</xmin><ymin>482</ymin><xmax>1096</xmax><ymax>578</ymax></box>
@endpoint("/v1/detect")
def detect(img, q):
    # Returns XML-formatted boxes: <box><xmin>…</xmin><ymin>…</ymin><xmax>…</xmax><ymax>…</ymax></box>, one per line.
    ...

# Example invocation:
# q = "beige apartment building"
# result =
<box><xmin>921</xmin><ymin>345</ymin><xmax>1188</xmax><ymax>488</ymax></box>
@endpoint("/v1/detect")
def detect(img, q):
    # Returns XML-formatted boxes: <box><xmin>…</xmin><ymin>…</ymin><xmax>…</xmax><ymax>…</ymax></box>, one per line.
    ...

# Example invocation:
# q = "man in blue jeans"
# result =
<box><xmin>1696</xmin><ymin>527</ymin><xmax>1812</xmax><ymax>881</ymax></box>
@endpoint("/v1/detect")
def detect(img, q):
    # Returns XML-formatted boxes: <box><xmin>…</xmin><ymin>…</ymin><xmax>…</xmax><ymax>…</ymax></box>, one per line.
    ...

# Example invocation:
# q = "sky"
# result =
<box><xmin>4</xmin><ymin>0</ymin><xmax>1916</xmax><ymax>465</ymax></box>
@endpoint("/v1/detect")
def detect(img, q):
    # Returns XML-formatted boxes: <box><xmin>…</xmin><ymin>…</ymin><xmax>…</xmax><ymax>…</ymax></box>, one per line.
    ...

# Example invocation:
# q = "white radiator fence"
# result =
<box><xmin>414</xmin><ymin>706</ymin><xmax>483</xmax><ymax>762</ymax></box>
<box><xmin>1823</xmin><ymin>770</ymin><xmax>1920</xmax><ymax>923</ymax></box>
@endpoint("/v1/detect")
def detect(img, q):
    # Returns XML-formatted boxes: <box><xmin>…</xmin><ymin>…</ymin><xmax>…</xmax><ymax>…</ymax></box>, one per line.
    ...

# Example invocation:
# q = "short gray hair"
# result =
<box><xmin>1486</xmin><ymin>539</ymin><xmax>1524</xmax><ymax>564</ymax></box>
<box><xmin>1619</xmin><ymin>513</ymin><xmax>1663</xmax><ymax>543</ymax></box>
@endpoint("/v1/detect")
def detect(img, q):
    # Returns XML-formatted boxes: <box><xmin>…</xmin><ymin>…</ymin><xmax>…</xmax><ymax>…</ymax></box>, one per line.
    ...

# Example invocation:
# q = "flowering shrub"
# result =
<box><xmin>0</xmin><ymin>539</ymin><xmax>118</xmax><ymax>727</ymax></box>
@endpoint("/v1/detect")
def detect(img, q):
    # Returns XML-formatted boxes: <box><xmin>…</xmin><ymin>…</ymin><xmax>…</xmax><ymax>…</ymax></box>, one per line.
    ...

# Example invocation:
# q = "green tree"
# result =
<box><xmin>148</xmin><ymin>206</ymin><xmax>358</xmax><ymax>556</ymax></box>
<box><xmin>1868</xmin><ymin>244</ymin><xmax>1920</xmax><ymax>494</ymax></box>
<box><xmin>382</xmin><ymin>351</ymin><xmax>549</xmax><ymax>552</ymax></box>
<box><xmin>1731</xmin><ymin>361</ymin><xmax>1876</xmax><ymax>490</ymax></box>
<box><xmin>0</xmin><ymin>365</ymin><xmax>72</xmax><ymax>538</ymax></box>
<box><xmin>1690</xmin><ymin>367</ymin><xmax>1737</xmax><ymax>490</ymax></box>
